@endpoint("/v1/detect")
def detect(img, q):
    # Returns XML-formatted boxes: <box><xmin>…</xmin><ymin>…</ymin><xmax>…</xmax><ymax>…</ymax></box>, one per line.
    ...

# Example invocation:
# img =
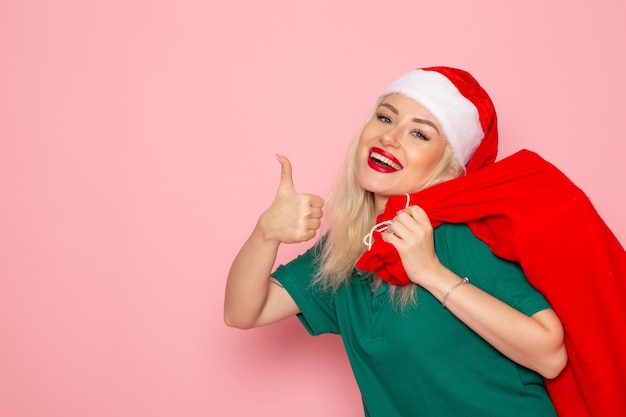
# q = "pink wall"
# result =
<box><xmin>1</xmin><ymin>1</ymin><xmax>624</xmax><ymax>416</ymax></box>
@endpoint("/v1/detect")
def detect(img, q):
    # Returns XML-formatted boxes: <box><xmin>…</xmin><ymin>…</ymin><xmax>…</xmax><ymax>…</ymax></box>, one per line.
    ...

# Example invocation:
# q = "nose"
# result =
<box><xmin>379</xmin><ymin>128</ymin><xmax>401</xmax><ymax>147</ymax></box>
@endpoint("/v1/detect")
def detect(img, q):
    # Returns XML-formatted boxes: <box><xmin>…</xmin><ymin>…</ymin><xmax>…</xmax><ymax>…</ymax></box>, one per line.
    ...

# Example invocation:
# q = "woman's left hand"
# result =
<box><xmin>381</xmin><ymin>205</ymin><xmax>442</xmax><ymax>286</ymax></box>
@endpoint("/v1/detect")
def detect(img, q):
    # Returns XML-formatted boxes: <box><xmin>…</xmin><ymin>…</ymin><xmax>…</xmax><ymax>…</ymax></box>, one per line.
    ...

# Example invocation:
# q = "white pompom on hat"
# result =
<box><xmin>379</xmin><ymin>67</ymin><xmax>498</xmax><ymax>173</ymax></box>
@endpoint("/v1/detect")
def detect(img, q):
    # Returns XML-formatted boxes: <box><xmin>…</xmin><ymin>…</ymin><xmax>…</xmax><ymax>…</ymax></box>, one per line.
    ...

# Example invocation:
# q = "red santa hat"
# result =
<box><xmin>379</xmin><ymin>67</ymin><xmax>499</xmax><ymax>173</ymax></box>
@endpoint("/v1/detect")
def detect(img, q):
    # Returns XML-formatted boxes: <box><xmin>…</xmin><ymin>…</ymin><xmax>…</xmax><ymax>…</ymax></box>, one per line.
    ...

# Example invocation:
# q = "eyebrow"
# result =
<box><xmin>379</xmin><ymin>102</ymin><xmax>440</xmax><ymax>134</ymax></box>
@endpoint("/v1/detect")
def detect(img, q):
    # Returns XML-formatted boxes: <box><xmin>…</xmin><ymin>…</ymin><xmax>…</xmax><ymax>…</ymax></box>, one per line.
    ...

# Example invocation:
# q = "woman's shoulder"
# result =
<box><xmin>434</xmin><ymin>222</ymin><xmax>518</xmax><ymax>281</ymax></box>
<box><xmin>435</xmin><ymin>222</ymin><xmax>482</xmax><ymax>245</ymax></box>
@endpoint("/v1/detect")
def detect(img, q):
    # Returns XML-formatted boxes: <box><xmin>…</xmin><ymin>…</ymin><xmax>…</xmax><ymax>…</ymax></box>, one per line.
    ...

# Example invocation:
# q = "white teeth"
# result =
<box><xmin>370</xmin><ymin>151</ymin><xmax>402</xmax><ymax>170</ymax></box>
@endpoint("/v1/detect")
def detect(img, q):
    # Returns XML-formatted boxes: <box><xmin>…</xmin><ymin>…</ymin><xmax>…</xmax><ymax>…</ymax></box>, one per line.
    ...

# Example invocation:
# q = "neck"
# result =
<box><xmin>374</xmin><ymin>194</ymin><xmax>389</xmax><ymax>215</ymax></box>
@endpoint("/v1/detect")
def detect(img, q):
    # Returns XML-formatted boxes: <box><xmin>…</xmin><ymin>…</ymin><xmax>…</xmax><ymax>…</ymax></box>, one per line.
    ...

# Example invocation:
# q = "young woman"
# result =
<box><xmin>224</xmin><ymin>67</ymin><xmax>568</xmax><ymax>416</ymax></box>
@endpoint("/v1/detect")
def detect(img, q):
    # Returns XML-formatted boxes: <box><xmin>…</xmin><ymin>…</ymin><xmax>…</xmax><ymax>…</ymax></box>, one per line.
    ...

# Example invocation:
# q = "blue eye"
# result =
<box><xmin>376</xmin><ymin>113</ymin><xmax>392</xmax><ymax>124</ymax></box>
<box><xmin>412</xmin><ymin>130</ymin><xmax>430</xmax><ymax>141</ymax></box>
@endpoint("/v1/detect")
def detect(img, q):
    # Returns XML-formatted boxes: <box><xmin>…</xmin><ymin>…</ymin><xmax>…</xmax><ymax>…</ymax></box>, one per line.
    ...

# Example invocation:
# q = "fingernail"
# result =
<box><xmin>275</xmin><ymin>153</ymin><xmax>283</xmax><ymax>164</ymax></box>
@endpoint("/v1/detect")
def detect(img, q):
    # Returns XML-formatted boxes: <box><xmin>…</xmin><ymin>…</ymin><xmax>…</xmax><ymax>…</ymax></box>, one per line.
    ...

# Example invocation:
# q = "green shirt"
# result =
<box><xmin>273</xmin><ymin>223</ymin><xmax>556</xmax><ymax>417</ymax></box>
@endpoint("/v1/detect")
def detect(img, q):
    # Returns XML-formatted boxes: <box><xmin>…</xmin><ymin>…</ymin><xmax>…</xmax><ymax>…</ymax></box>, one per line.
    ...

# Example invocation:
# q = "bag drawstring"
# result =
<box><xmin>362</xmin><ymin>194</ymin><xmax>411</xmax><ymax>250</ymax></box>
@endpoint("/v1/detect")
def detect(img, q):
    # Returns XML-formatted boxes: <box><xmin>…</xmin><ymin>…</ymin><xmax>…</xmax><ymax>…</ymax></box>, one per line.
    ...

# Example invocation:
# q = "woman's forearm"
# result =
<box><xmin>384</xmin><ymin>207</ymin><xmax>567</xmax><ymax>379</ymax></box>
<box><xmin>425</xmin><ymin>266</ymin><xmax>567</xmax><ymax>379</ymax></box>
<box><xmin>223</xmin><ymin>225</ymin><xmax>281</xmax><ymax>329</ymax></box>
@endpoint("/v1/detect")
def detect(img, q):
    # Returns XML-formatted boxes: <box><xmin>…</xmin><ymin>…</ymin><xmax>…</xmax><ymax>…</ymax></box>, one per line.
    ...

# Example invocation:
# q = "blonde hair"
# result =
<box><xmin>313</xmin><ymin>104</ymin><xmax>465</xmax><ymax>309</ymax></box>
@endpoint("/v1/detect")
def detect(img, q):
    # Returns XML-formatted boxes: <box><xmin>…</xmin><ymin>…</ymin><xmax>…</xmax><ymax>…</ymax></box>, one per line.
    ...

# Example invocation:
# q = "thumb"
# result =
<box><xmin>276</xmin><ymin>154</ymin><xmax>296</xmax><ymax>193</ymax></box>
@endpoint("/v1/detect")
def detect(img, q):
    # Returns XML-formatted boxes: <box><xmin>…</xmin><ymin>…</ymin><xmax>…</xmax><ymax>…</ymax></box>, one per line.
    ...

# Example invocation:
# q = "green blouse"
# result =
<box><xmin>273</xmin><ymin>223</ymin><xmax>557</xmax><ymax>417</ymax></box>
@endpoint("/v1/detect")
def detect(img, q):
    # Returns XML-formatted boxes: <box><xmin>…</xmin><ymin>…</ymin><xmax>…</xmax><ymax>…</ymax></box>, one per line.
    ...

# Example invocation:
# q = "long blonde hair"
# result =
<box><xmin>313</xmin><ymin>104</ymin><xmax>465</xmax><ymax>308</ymax></box>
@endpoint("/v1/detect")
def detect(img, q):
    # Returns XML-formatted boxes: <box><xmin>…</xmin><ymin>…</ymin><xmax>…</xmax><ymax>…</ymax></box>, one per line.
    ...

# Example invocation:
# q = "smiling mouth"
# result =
<box><xmin>369</xmin><ymin>149</ymin><xmax>403</xmax><ymax>172</ymax></box>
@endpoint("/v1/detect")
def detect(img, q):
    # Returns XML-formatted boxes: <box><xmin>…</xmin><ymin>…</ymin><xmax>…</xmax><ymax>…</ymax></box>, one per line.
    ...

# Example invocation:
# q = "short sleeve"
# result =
<box><xmin>437</xmin><ymin>223</ymin><xmax>552</xmax><ymax>316</ymax></box>
<box><xmin>272</xmin><ymin>244</ymin><xmax>339</xmax><ymax>335</ymax></box>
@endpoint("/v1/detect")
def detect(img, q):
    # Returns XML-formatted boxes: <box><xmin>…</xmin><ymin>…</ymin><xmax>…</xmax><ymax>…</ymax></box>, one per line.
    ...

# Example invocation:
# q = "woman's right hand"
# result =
<box><xmin>257</xmin><ymin>155</ymin><xmax>324</xmax><ymax>244</ymax></box>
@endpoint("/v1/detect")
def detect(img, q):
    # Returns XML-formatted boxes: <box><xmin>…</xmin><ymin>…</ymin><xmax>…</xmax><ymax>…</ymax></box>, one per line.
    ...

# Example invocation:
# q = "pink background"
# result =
<box><xmin>1</xmin><ymin>1</ymin><xmax>625</xmax><ymax>416</ymax></box>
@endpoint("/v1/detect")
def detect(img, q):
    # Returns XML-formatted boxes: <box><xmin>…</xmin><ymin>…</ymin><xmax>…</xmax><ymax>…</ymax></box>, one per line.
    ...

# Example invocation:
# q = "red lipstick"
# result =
<box><xmin>368</xmin><ymin>147</ymin><xmax>403</xmax><ymax>173</ymax></box>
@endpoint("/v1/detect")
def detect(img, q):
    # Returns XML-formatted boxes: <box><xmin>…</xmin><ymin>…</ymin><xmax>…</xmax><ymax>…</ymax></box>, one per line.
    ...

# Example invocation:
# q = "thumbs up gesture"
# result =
<box><xmin>257</xmin><ymin>155</ymin><xmax>325</xmax><ymax>244</ymax></box>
